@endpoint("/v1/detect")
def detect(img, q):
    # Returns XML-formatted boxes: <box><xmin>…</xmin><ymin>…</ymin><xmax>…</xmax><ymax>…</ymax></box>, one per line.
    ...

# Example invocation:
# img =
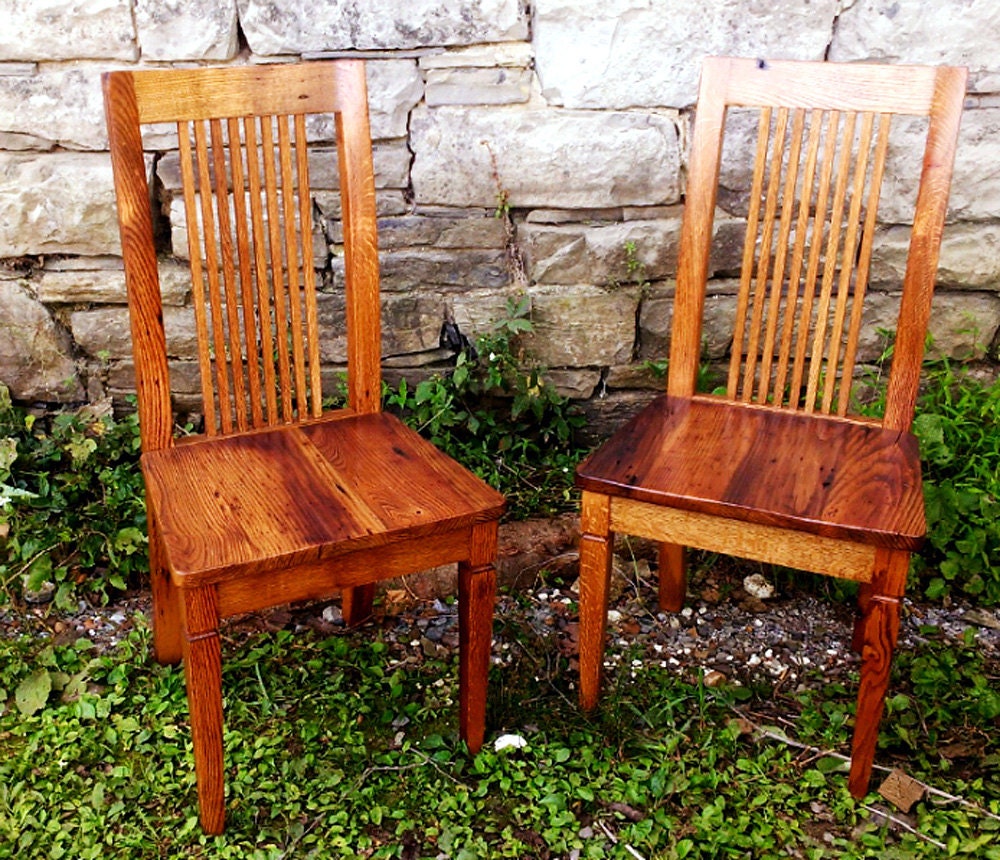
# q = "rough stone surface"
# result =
<box><xmin>425</xmin><ymin>67</ymin><xmax>532</xmax><ymax>106</ymax></box>
<box><xmin>70</xmin><ymin>306</ymin><xmax>199</xmax><ymax>361</ymax></box>
<box><xmin>0</xmin><ymin>66</ymin><xmax>107</xmax><ymax>151</ymax></box>
<box><xmin>419</xmin><ymin>42</ymin><xmax>534</xmax><ymax>70</ymax></box>
<box><xmin>640</xmin><ymin>282</ymin><xmax>739</xmax><ymax>361</ymax></box>
<box><xmin>411</xmin><ymin>106</ymin><xmax>682</xmax><ymax>208</ymax></box>
<box><xmin>36</xmin><ymin>261</ymin><xmax>191</xmax><ymax>306</ymax></box>
<box><xmin>524</xmin><ymin>284</ymin><xmax>639</xmax><ymax>367</ymax></box>
<box><xmin>135</xmin><ymin>0</ymin><xmax>239</xmax><ymax>62</ymax></box>
<box><xmin>238</xmin><ymin>0</ymin><xmax>527</xmax><ymax>54</ymax></box>
<box><xmin>0</xmin><ymin>154</ymin><xmax>120</xmax><ymax>256</ymax></box>
<box><xmin>533</xmin><ymin>0</ymin><xmax>838</xmax><ymax>109</ymax></box>
<box><xmin>0</xmin><ymin>0</ymin><xmax>136</xmax><ymax>62</ymax></box>
<box><xmin>0</xmin><ymin>281</ymin><xmax>83</xmax><ymax>401</ymax></box>
<box><xmin>872</xmin><ymin>222</ymin><xmax>1000</xmax><ymax>291</ymax></box>
<box><xmin>367</xmin><ymin>61</ymin><xmax>425</xmax><ymax>140</ymax></box>
<box><xmin>830</xmin><ymin>0</ymin><xmax>1000</xmax><ymax>92</ymax></box>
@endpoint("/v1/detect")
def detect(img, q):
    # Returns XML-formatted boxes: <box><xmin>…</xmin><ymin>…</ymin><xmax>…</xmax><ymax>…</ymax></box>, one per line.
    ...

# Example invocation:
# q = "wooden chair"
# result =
<box><xmin>103</xmin><ymin>61</ymin><xmax>505</xmax><ymax>833</ymax></box>
<box><xmin>576</xmin><ymin>57</ymin><xmax>966</xmax><ymax>798</ymax></box>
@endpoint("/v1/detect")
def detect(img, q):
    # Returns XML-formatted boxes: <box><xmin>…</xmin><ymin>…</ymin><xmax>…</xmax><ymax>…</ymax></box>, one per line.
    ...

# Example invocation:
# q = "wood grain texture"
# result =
<box><xmin>577</xmin><ymin>395</ymin><xmax>925</xmax><ymax>549</ymax></box>
<box><xmin>657</xmin><ymin>543</ymin><xmax>686</xmax><ymax>613</ymax></box>
<box><xmin>143</xmin><ymin>411</ymin><xmax>505</xmax><ymax>585</ymax></box>
<box><xmin>181</xmin><ymin>586</ymin><xmax>224</xmax><ymax>835</ymax></box>
<box><xmin>578</xmin><ymin>492</ymin><xmax>613</xmax><ymax>712</ymax></box>
<box><xmin>104</xmin><ymin>59</ymin><xmax>506</xmax><ymax>834</ymax></box>
<box><xmin>458</xmin><ymin>521</ymin><xmax>499</xmax><ymax>753</ymax></box>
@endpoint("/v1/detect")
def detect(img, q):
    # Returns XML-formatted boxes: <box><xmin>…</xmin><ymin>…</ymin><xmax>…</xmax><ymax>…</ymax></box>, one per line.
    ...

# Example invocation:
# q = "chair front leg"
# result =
<box><xmin>849</xmin><ymin>548</ymin><xmax>908</xmax><ymax>799</ymax></box>
<box><xmin>579</xmin><ymin>491</ymin><xmax>614</xmax><ymax>712</ymax></box>
<box><xmin>181</xmin><ymin>585</ymin><xmax>226</xmax><ymax>834</ymax></box>
<box><xmin>658</xmin><ymin>542</ymin><xmax>687</xmax><ymax>613</ymax></box>
<box><xmin>148</xmin><ymin>510</ymin><xmax>182</xmax><ymax>665</ymax></box>
<box><xmin>458</xmin><ymin>520</ymin><xmax>499</xmax><ymax>754</ymax></box>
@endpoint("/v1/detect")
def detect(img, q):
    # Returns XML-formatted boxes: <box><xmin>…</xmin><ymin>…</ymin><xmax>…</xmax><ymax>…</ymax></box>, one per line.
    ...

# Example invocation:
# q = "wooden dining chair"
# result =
<box><xmin>103</xmin><ymin>60</ymin><xmax>505</xmax><ymax>833</ymax></box>
<box><xmin>576</xmin><ymin>57</ymin><xmax>966</xmax><ymax>798</ymax></box>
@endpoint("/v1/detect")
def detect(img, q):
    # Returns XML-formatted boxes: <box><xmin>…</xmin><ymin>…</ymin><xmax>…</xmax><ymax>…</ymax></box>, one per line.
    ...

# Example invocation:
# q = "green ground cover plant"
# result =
<box><xmin>1</xmin><ymin>601</ymin><xmax>997</xmax><ymax>858</ymax></box>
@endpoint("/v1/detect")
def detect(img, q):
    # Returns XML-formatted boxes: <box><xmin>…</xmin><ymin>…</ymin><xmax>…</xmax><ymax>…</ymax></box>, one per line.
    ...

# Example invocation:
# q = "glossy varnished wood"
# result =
<box><xmin>104</xmin><ymin>59</ymin><xmax>505</xmax><ymax>834</ymax></box>
<box><xmin>577</xmin><ymin>395</ymin><xmax>925</xmax><ymax>549</ymax></box>
<box><xmin>577</xmin><ymin>56</ymin><xmax>966</xmax><ymax>805</ymax></box>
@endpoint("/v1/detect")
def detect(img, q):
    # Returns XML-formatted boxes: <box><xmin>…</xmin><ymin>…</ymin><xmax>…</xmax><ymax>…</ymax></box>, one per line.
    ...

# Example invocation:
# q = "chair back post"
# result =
<box><xmin>668</xmin><ymin>58</ymin><xmax>729</xmax><ymax>398</ymax></box>
<box><xmin>336</xmin><ymin>61</ymin><xmax>382</xmax><ymax>415</ymax></box>
<box><xmin>103</xmin><ymin>71</ymin><xmax>173</xmax><ymax>454</ymax></box>
<box><xmin>883</xmin><ymin>65</ymin><xmax>967</xmax><ymax>431</ymax></box>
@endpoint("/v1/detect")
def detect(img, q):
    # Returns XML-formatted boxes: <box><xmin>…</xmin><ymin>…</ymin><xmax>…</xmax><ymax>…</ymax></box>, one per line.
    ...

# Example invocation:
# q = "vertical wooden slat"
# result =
<box><xmin>260</xmin><ymin>115</ymin><xmax>294</xmax><ymax>422</ymax></box>
<box><xmin>243</xmin><ymin>116</ymin><xmax>280</xmax><ymax>425</ymax></box>
<box><xmin>822</xmin><ymin>111</ymin><xmax>875</xmax><ymax>414</ymax></box>
<box><xmin>838</xmin><ymin>113</ymin><xmax>892</xmax><ymax>416</ymax></box>
<box><xmin>228</xmin><ymin>117</ymin><xmax>265</xmax><ymax>429</ymax></box>
<box><xmin>193</xmin><ymin>120</ymin><xmax>234</xmax><ymax>434</ymax></box>
<box><xmin>741</xmin><ymin>107</ymin><xmax>789</xmax><ymax>403</ymax></box>
<box><xmin>757</xmin><ymin>108</ymin><xmax>803</xmax><ymax>404</ymax></box>
<box><xmin>209</xmin><ymin>119</ymin><xmax>249</xmax><ymax>431</ymax></box>
<box><xmin>295</xmin><ymin>113</ymin><xmax>324</xmax><ymax>418</ymax></box>
<box><xmin>773</xmin><ymin>109</ymin><xmax>822</xmax><ymax>406</ymax></box>
<box><xmin>804</xmin><ymin>110</ymin><xmax>857</xmax><ymax>413</ymax></box>
<box><xmin>789</xmin><ymin>110</ymin><xmax>841</xmax><ymax>409</ymax></box>
<box><xmin>727</xmin><ymin>107</ymin><xmax>772</xmax><ymax>400</ymax></box>
<box><xmin>277</xmin><ymin>114</ymin><xmax>310</xmax><ymax>418</ymax></box>
<box><xmin>178</xmin><ymin>123</ymin><xmax>218</xmax><ymax>436</ymax></box>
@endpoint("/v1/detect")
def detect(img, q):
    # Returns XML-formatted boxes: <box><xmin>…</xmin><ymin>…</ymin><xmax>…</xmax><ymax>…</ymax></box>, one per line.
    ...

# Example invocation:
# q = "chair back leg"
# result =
<box><xmin>149</xmin><ymin>515</ymin><xmax>182</xmax><ymax>665</ymax></box>
<box><xmin>578</xmin><ymin>491</ymin><xmax>614</xmax><ymax>712</ymax></box>
<box><xmin>342</xmin><ymin>583</ymin><xmax>375</xmax><ymax>626</ymax></box>
<box><xmin>658</xmin><ymin>542</ymin><xmax>688</xmax><ymax>613</ymax></box>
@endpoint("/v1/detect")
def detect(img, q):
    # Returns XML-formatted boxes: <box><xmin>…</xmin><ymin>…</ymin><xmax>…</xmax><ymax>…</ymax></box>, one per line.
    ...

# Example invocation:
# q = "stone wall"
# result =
<box><xmin>2</xmin><ymin>0</ymin><xmax>999</xmax><ymax>434</ymax></box>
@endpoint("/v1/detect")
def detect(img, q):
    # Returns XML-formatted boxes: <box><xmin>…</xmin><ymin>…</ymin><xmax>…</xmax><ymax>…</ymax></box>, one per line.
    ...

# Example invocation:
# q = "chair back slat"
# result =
<box><xmin>674</xmin><ymin>58</ymin><xmax>966</xmax><ymax>430</ymax></box>
<box><xmin>104</xmin><ymin>61</ymin><xmax>381</xmax><ymax>449</ymax></box>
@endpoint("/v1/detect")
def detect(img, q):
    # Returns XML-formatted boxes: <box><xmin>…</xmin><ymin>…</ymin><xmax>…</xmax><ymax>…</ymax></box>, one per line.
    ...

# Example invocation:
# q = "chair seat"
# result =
<box><xmin>142</xmin><ymin>411</ymin><xmax>506</xmax><ymax>585</ymax></box>
<box><xmin>576</xmin><ymin>394</ymin><xmax>925</xmax><ymax>550</ymax></box>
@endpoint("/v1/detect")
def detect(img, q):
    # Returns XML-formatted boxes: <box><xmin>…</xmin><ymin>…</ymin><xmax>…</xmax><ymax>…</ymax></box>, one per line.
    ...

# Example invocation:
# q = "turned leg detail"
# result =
<box><xmin>458</xmin><ymin>521</ymin><xmax>499</xmax><ymax>754</ymax></box>
<box><xmin>849</xmin><ymin>548</ymin><xmax>908</xmax><ymax>799</ymax></box>
<box><xmin>181</xmin><ymin>586</ymin><xmax>225</xmax><ymax>835</ymax></box>
<box><xmin>578</xmin><ymin>492</ymin><xmax>613</xmax><ymax>712</ymax></box>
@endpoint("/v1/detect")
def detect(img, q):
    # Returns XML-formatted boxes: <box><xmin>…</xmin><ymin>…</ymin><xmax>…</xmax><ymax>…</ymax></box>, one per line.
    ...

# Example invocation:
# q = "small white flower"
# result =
<box><xmin>494</xmin><ymin>733</ymin><xmax>528</xmax><ymax>752</ymax></box>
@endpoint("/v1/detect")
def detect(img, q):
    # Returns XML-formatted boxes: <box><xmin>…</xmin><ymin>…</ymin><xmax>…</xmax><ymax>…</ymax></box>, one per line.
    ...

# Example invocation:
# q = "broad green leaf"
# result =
<box><xmin>15</xmin><ymin>668</ymin><xmax>52</xmax><ymax>717</ymax></box>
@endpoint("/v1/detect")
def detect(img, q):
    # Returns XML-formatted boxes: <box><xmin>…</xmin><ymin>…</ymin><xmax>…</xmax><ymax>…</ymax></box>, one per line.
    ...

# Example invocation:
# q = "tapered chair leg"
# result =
<box><xmin>852</xmin><ymin>581</ymin><xmax>874</xmax><ymax>655</ymax></box>
<box><xmin>181</xmin><ymin>586</ymin><xmax>226</xmax><ymax>835</ymax></box>
<box><xmin>658</xmin><ymin>542</ymin><xmax>687</xmax><ymax>613</ymax></box>
<box><xmin>849</xmin><ymin>549</ymin><xmax>908</xmax><ymax>799</ymax></box>
<box><xmin>149</xmin><ymin>515</ymin><xmax>182</xmax><ymax>665</ymax></box>
<box><xmin>458</xmin><ymin>521</ymin><xmax>499</xmax><ymax>754</ymax></box>
<box><xmin>579</xmin><ymin>492</ymin><xmax>613</xmax><ymax>712</ymax></box>
<box><xmin>342</xmin><ymin>583</ymin><xmax>375</xmax><ymax>627</ymax></box>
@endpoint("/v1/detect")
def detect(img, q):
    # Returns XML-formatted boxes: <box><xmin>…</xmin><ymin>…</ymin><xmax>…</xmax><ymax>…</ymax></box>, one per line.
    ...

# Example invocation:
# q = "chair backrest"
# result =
<box><xmin>669</xmin><ymin>57</ymin><xmax>966</xmax><ymax>432</ymax></box>
<box><xmin>103</xmin><ymin>61</ymin><xmax>381</xmax><ymax>454</ymax></box>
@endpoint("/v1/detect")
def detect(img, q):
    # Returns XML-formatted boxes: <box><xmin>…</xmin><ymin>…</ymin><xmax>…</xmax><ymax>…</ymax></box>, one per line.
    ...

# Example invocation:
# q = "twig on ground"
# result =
<box><xmin>596</xmin><ymin>820</ymin><xmax>648</xmax><ymax>860</ymax></box>
<box><xmin>861</xmin><ymin>804</ymin><xmax>946</xmax><ymax>850</ymax></box>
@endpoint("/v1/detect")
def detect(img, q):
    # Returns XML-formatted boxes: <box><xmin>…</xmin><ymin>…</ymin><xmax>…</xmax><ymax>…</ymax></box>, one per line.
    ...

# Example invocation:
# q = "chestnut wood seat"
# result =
<box><xmin>103</xmin><ymin>60</ymin><xmax>505</xmax><ymax>834</ymax></box>
<box><xmin>575</xmin><ymin>56</ymin><xmax>966</xmax><ymax>800</ymax></box>
<box><xmin>577</xmin><ymin>395</ymin><xmax>924</xmax><ymax>552</ymax></box>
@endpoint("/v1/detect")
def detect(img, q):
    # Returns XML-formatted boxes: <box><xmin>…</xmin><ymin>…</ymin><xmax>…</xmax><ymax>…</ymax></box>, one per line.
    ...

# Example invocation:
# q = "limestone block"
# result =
<box><xmin>0</xmin><ymin>280</ymin><xmax>83</xmax><ymax>401</ymax></box>
<box><xmin>871</xmin><ymin>223</ymin><xmax>1000</xmax><ymax>291</ymax></box>
<box><xmin>71</xmin><ymin>306</ymin><xmax>199</xmax><ymax>361</ymax></box>
<box><xmin>36</xmin><ymin>259</ymin><xmax>190</xmax><ymax>306</ymax></box>
<box><xmin>0</xmin><ymin>153</ymin><xmax>120</xmax><ymax>256</ymax></box>
<box><xmin>830</xmin><ymin>0</ymin><xmax>1000</xmax><ymax>92</ymax></box>
<box><xmin>108</xmin><ymin>359</ymin><xmax>203</xmax><ymax>397</ymax></box>
<box><xmin>523</xmin><ymin>214</ymin><xmax>682</xmax><ymax>285</ymax></box>
<box><xmin>927</xmin><ymin>291</ymin><xmax>1000</xmax><ymax>360</ymax></box>
<box><xmin>0</xmin><ymin>66</ymin><xmax>108</xmax><ymax>151</ymax></box>
<box><xmin>543</xmin><ymin>368</ymin><xmax>602</xmax><ymax>399</ymax></box>
<box><xmin>375</xmin><ymin>212</ymin><xmax>505</xmax><ymax>251</ymax></box>
<box><xmin>523</xmin><ymin>284</ymin><xmax>639</xmax><ymax>367</ymax></box>
<box><xmin>0</xmin><ymin>0</ymin><xmax>135</xmax><ymax>62</ymax></box>
<box><xmin>420</xmin><ymin>43</ymin><xmax>534</xmax><ymax>70</ymax></box>
<box><xmin>533</xmin><ymin>0</ymin><xmax>837</xmax><ymax>109</ymax></box>
<box><xmin>425</xmin><ymin>67</ymin><xmax>532</xmax><ymax>106</ymax></box>
<box><xmin>238</xmin><ymin>0</ymin><xmax>526</xmax><ymax>54</ymax></box>
<box><xmin>316</xmin><ymin>291</ymin><xmax>447</xmax><ymax>360</ymax></box>
<box><xmin>135</xmin><ymin>0</ymin><xmax>238</xmax><ymax>61</ymax></box>
<box><xmin>411</xmin><ymin>105</ymin><xmax>681</xmax><ymax>208</ymax></box>
<box><xmin>329</xmin><ymin>249</ymin><xmax>510</xmax><ymax>292</ymax></box>
<box><xmin>451</xmin><ymin>289</ymin><xmax>522</xmax><ymax>338</ymax></box>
